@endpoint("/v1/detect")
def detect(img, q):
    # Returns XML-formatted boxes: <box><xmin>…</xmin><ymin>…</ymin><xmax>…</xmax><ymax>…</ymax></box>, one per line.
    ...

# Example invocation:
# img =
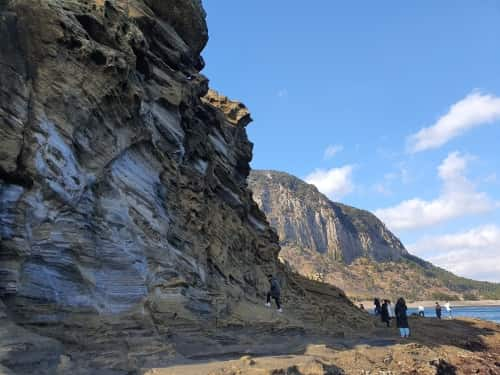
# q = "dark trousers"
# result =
<box><xmin>267</xmin><ymin>292</ymin><xmax>281</xmax><ymax>309</ymax></box>
<box><xmin>418</xmin><ymin>311</ymin><xmax>425</xmax><ymax>317</ymax></box>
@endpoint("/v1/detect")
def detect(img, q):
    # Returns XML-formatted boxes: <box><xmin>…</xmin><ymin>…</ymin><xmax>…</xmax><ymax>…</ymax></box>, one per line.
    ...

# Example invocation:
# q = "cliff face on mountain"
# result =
<box><xmin>249</xmin><ymin>171</ymin><xmax>408</xmax><ymax>264</ymax></box>
<box><xmin>0</xmin><ymin>1</ymin><xmax>370</xmax><ymax>373</ymax></box>
<box><xmin>249</xmin><ymin>170</ymin><xmax>500</xmax><ymax>301</ymax></box>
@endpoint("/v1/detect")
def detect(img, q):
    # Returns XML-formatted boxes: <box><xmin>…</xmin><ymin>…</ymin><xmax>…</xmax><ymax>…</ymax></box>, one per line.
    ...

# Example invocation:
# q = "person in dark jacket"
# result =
<box><xmin>395</xmin><ymin>297</ymin><xmax>410</xmax><ymax>338</ymax></box>
<box><xmin>374</xmin><ymin>298</ymin><xmax>381</xmax><ymax>316</ymax></box>
<box><xmin>265</xmin><ymin>274</ymin><xmax>282</xmax><ymax>312</ymax></box>
<box><xmin>435</xmin><ymin>302</ymin><xmax>442</xmax><ymax>320</ymax></box>
<box><xmin>381</xmin><ymin>299</ymin><xmax>390</xmax><ymax>327</ymax></box>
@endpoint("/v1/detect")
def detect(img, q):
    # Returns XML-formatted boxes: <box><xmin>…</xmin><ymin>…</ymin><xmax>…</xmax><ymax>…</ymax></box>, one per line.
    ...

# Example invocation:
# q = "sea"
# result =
<box><xmin>405</xmin><ymin>306</ymin><xmax>500</xmax><ymax>323</ymax></box>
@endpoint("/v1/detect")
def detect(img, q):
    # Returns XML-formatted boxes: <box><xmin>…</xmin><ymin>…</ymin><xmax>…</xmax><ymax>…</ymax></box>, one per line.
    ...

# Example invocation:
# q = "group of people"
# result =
<box><xmin>373</xmin><ymin>298</ymin><xmax>410</xmax><ymax>337</ymax></box>
<box><xmin>433</xmin><ymin>301</ymin><xmax>453</xmax><ymax>319</ymax></box>
<box><xmin>370</xmin><ymin>298</ymin><xmax>454</xmax><ymax>338</ymax></box>
<box><xmin>262</xmin><ymin>274</ymin><xmax>454</xmax><ymax>337</ymax></box>
<box><xmin>417</xmin><ymin>301</ymin><xmax>452</xmax><ymax>319</ymax></box>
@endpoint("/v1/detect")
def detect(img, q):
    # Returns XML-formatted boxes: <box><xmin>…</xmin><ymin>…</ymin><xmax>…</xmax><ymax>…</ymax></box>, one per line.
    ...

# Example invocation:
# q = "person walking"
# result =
<box><xmin>444</xmin><ymin>301</ymin><xmax>452</xmax><ymax>319</ymax></box>
<box><xmin>381</xmin><ymin>300</ymin><xmax>391</xmax><ymax>327</ymax></box>
<box><xmin>395</xmin><ymin>297</ymin><xmax>410</xmax><ymax>338</ymax></box>
<box><xmin>265</xmin><ymin>274</ymin><xmax>282</xmax><ymax>312</ymax></box>
<box><xmin>374</xmin><ymin>298</ymin><xmax>381</xmax><ymax>316</ymax></box>
<box><xmin>435</xmin><ymin>302</ymin><xmax>442</xmax><ymax>320</ymax></box>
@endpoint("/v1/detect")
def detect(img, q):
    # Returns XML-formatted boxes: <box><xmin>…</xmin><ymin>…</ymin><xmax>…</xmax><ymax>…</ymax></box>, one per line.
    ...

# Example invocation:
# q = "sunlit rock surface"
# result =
<box><xmin>249</xmin><ymin>170</ymin><xmax>407</xmax><ymax>264</ymax></box>
<box><xmin>0</xmin><ymin>1</ymin><xmax>368</xmax><ymax>373</ymax></box>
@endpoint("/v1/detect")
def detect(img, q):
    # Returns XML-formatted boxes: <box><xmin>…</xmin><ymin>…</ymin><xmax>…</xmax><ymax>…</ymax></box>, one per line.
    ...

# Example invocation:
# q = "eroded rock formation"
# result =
<box><xmin>249</xmin><ymin>170</ymin><xmax>500</xmax><ymax>301</ymax></box>
<box><xmin>0</xmin><ymin>1</ymin><xmax>368</xmax><ymax>373</ymax></box>
<box><xmin>249</xmin><ymin>170</ymin><xmax>407</xmax><ymax>264</ymax></box>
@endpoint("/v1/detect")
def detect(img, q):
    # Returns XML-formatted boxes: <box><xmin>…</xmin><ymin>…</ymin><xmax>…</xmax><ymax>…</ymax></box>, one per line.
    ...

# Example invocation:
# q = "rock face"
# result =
<box><xmin>0</xmin><ymin>1</ymin><xmax>368</xmax><ymax>373</ymax></box>
<box><xmin>249</xmin><ymin>170</ymin><xmax>500</xmax><ymax>301</ymax></box>
<box><xmin>1</xmin><ymin>0</ymin><xmax>269</xmax><ymax>322</ymax></box>
<box><xmin>249</xmin><ymin>170</ymin><xmax>407</xmax><ymax>264</ymax></box>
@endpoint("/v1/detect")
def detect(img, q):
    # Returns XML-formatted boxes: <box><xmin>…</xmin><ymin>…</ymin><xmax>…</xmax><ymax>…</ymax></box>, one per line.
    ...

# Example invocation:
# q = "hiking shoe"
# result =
<box><xmin>277</xmin><ymin>308</ymin><xmax>283</xmax><ymax>313</ymax></box>
<box><xmin>265</xmin><ymin>302</ymin><xmax>271</xmax><ymax>308</ymax></box>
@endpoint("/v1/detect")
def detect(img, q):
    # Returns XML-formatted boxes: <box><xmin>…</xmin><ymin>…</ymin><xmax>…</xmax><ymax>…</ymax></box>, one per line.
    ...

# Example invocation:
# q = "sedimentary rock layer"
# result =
<box><xmin>249</xmin><ymin>170</ymin><xmax>407</xmax><ymax>264</ymax></box>
<box><xmin>0</xmin><ymin>1</ymin><xmax>368</xmax><ymax>373</ymax></box>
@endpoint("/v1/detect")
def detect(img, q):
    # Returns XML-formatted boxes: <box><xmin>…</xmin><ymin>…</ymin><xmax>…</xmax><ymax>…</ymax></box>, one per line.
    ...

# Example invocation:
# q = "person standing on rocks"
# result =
<box><xmin>418</xmin><ymin>305</ymin><xmax>425</xmax><ymax>318</ymax></box>
<box><xmin>435</xmin><ymin>302</ymin><xmax>442</xmax><ymax>320</ymax></box>
<box><xmin>381</xmin><ymin>300</ymin><xmax>391</xmax><ymax>327</ymax></box>
<box><xmin>374</xmin><ymin>298</ymin><xmax>381</xmax><ymax>316</ymax></box>
<box><xmin>444</xmin><ymin>301</ymin><xmax>452</xmax><ymax>319</ymax></box>
<box><xmin>388</xmin><ymin>300</ymin><xmax>395</xmax><ymax>320</ymax></box>
<box><xmin>395</xmin><ymin>297</ymin><xmax>410</xmax><ymax>338</ymax></box>
<box><xmin>265</xmin><ymin>274</ymin><xmax>282</xmax><ymax>312</ymax></box>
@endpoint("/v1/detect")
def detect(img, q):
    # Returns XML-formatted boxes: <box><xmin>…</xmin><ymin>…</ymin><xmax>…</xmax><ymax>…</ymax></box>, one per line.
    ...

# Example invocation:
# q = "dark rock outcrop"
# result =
<box><xmin>0</xmin><ymin>1</ymin><xmax>368</xmax><ymax>373</ymax></box>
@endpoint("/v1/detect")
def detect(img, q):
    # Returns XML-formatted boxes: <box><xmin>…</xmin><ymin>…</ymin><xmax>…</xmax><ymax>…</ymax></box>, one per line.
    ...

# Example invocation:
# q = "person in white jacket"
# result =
<box><xmin>387</xmin><ymin>300</ymin><xmax>395</xmax><ymax>319</ymax></box>
<box><xmin>418</xmin><ymin>305</ymin><xmax>425</xmax><ymax>317</ymax></box>
<box><xmin>444</xmin><ymin>302</ymin><xmax>452</xmax><ymax>319</ymax></box>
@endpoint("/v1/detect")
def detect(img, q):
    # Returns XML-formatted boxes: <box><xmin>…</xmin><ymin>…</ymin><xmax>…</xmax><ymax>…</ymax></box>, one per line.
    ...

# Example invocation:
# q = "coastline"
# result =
<box><xmin>357</xmin><ymin>299</ymin><xmax>500</xmax><ymax>308</ymax></box>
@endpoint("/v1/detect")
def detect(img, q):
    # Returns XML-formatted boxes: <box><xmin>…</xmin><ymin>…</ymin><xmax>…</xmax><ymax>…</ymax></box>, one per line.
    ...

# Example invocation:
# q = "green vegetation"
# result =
<box><xmin>431</xmin><ymin>292</ymin><xmax>460</xmax><ymax>301</ymax></box>
<box><xmin>403</xmin><ymin>258</ymin><xmax>500</xmax><ymax>300</ymax></box>
<box><xmin>252</xmin><ymin>170</ymin><xmax>500</xmax><ymax>301</ymax></box>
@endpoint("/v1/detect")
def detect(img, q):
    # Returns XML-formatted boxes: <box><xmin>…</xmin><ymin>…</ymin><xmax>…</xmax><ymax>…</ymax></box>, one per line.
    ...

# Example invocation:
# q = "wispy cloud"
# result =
<box><xmin>372</xmin><ymin>182</ymin><xmax>392</xmax><ymax>196</ymax></box>
<box><xmin>375</xmin><ymin>152</ymin><xmax>497</xmax><ymax>231</ymax></box>
<box><xmin>277</xmin><ymin>89</ymin><xmax>288</xmax><ymax>98</ymax></box>
<box><xmin>375</xmin><ymin>163</ymin><xmax>412</xmax><ymax>195</ymax></box>
<box><xmin>323</xmin><ymin>144</ymin><xmax>344</xmax><ymax>159</ymax></box>
<box><xmin>408</xmin><ymin>225</ymin><xmax>500</xmax><ymax>282</ymax></box>
<box><xmin>305</xmin><ymin>165</ymin><xmax>354</xmax><ymax>200</ymax></box>
<box><xmin>408</xmin><ymin>91</ymin><xmax>500</xmax><ymax>153</ymax></box>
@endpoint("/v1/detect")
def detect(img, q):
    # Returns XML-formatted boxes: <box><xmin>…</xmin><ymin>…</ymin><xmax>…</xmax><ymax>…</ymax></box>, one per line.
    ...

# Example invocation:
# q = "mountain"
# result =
<box><xmin>0</xmin><ymin>1</ymin><xmax>368</xmax><ymax>373</ymax></box>
<box><xmin>249</xmin><ymin>170</ymin><xmax>500</xmax><ymax>301</ymax></box>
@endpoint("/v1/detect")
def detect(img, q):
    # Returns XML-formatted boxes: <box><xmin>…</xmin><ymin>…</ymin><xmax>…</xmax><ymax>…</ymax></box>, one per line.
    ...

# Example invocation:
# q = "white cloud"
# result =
<box><xmin>375</xmin><ymin>152</ymin><xmax>497</xmax><ymax>231</ymax></box>
<box><xmin>323</xmin><ymin>144</ymin><xmax>344</xmax><ymax>159</ymax></box>
<box><xmin>408</xmin><ymin>91</ymin><xmax>500</xmax><ymax>153</ymax></box>
<box><xmin>408</xmin><ymin>225</ymin><xmax>500</xmax><ymax>282</ymax></box>
<box><xmin>305</xmin><ymin>165</ymin><xmax>354</xmax><ymax>200</ymax></box>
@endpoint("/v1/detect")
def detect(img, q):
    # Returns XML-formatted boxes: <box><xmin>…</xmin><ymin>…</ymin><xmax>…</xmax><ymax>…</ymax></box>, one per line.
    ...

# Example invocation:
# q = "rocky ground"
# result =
<box><xmin>146</xmin><ymin>316</ymin><xmax>500</xmax><ymax>375</ymax></box>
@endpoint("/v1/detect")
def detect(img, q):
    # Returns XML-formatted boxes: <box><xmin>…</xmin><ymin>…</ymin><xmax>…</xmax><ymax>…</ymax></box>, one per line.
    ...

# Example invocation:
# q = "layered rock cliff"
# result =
<box><xmin>249</xmin><ymin>170</ymin><xmax>500</xmax><ymax>301</ymax></box>
<box><xmin>0</xmin><ymin>1</ymin><xmax>368</xmax><ymax>373</ymax></box>
<box><xmin>249</xmin><ymin>170</ymin><xmax>408</xmax><ymax>264</ymax></box>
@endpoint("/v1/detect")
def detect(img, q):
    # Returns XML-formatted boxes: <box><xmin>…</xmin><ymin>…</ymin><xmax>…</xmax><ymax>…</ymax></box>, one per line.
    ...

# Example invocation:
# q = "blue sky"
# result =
<box><xmin>202</xmin><ymin>1</ymin><xmax>500</xmax><ymax>282</ymax></box>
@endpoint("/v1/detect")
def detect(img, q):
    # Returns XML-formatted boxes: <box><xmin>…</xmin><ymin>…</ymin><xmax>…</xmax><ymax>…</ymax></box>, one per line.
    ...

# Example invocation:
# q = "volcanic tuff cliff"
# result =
<box><xmin>249</xmin><ymin>170</ymin><xmax>500</xmax><ymax>301</ymax></box>
<box><xmin>0</xmin><ymin>1</ymin><xmax>370</xmax><ymax>373</ymax></box>
<box><xmin>249</xmin><ymin>170</ymin><xmax>408</xmax><ymax>264</ymax></box>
